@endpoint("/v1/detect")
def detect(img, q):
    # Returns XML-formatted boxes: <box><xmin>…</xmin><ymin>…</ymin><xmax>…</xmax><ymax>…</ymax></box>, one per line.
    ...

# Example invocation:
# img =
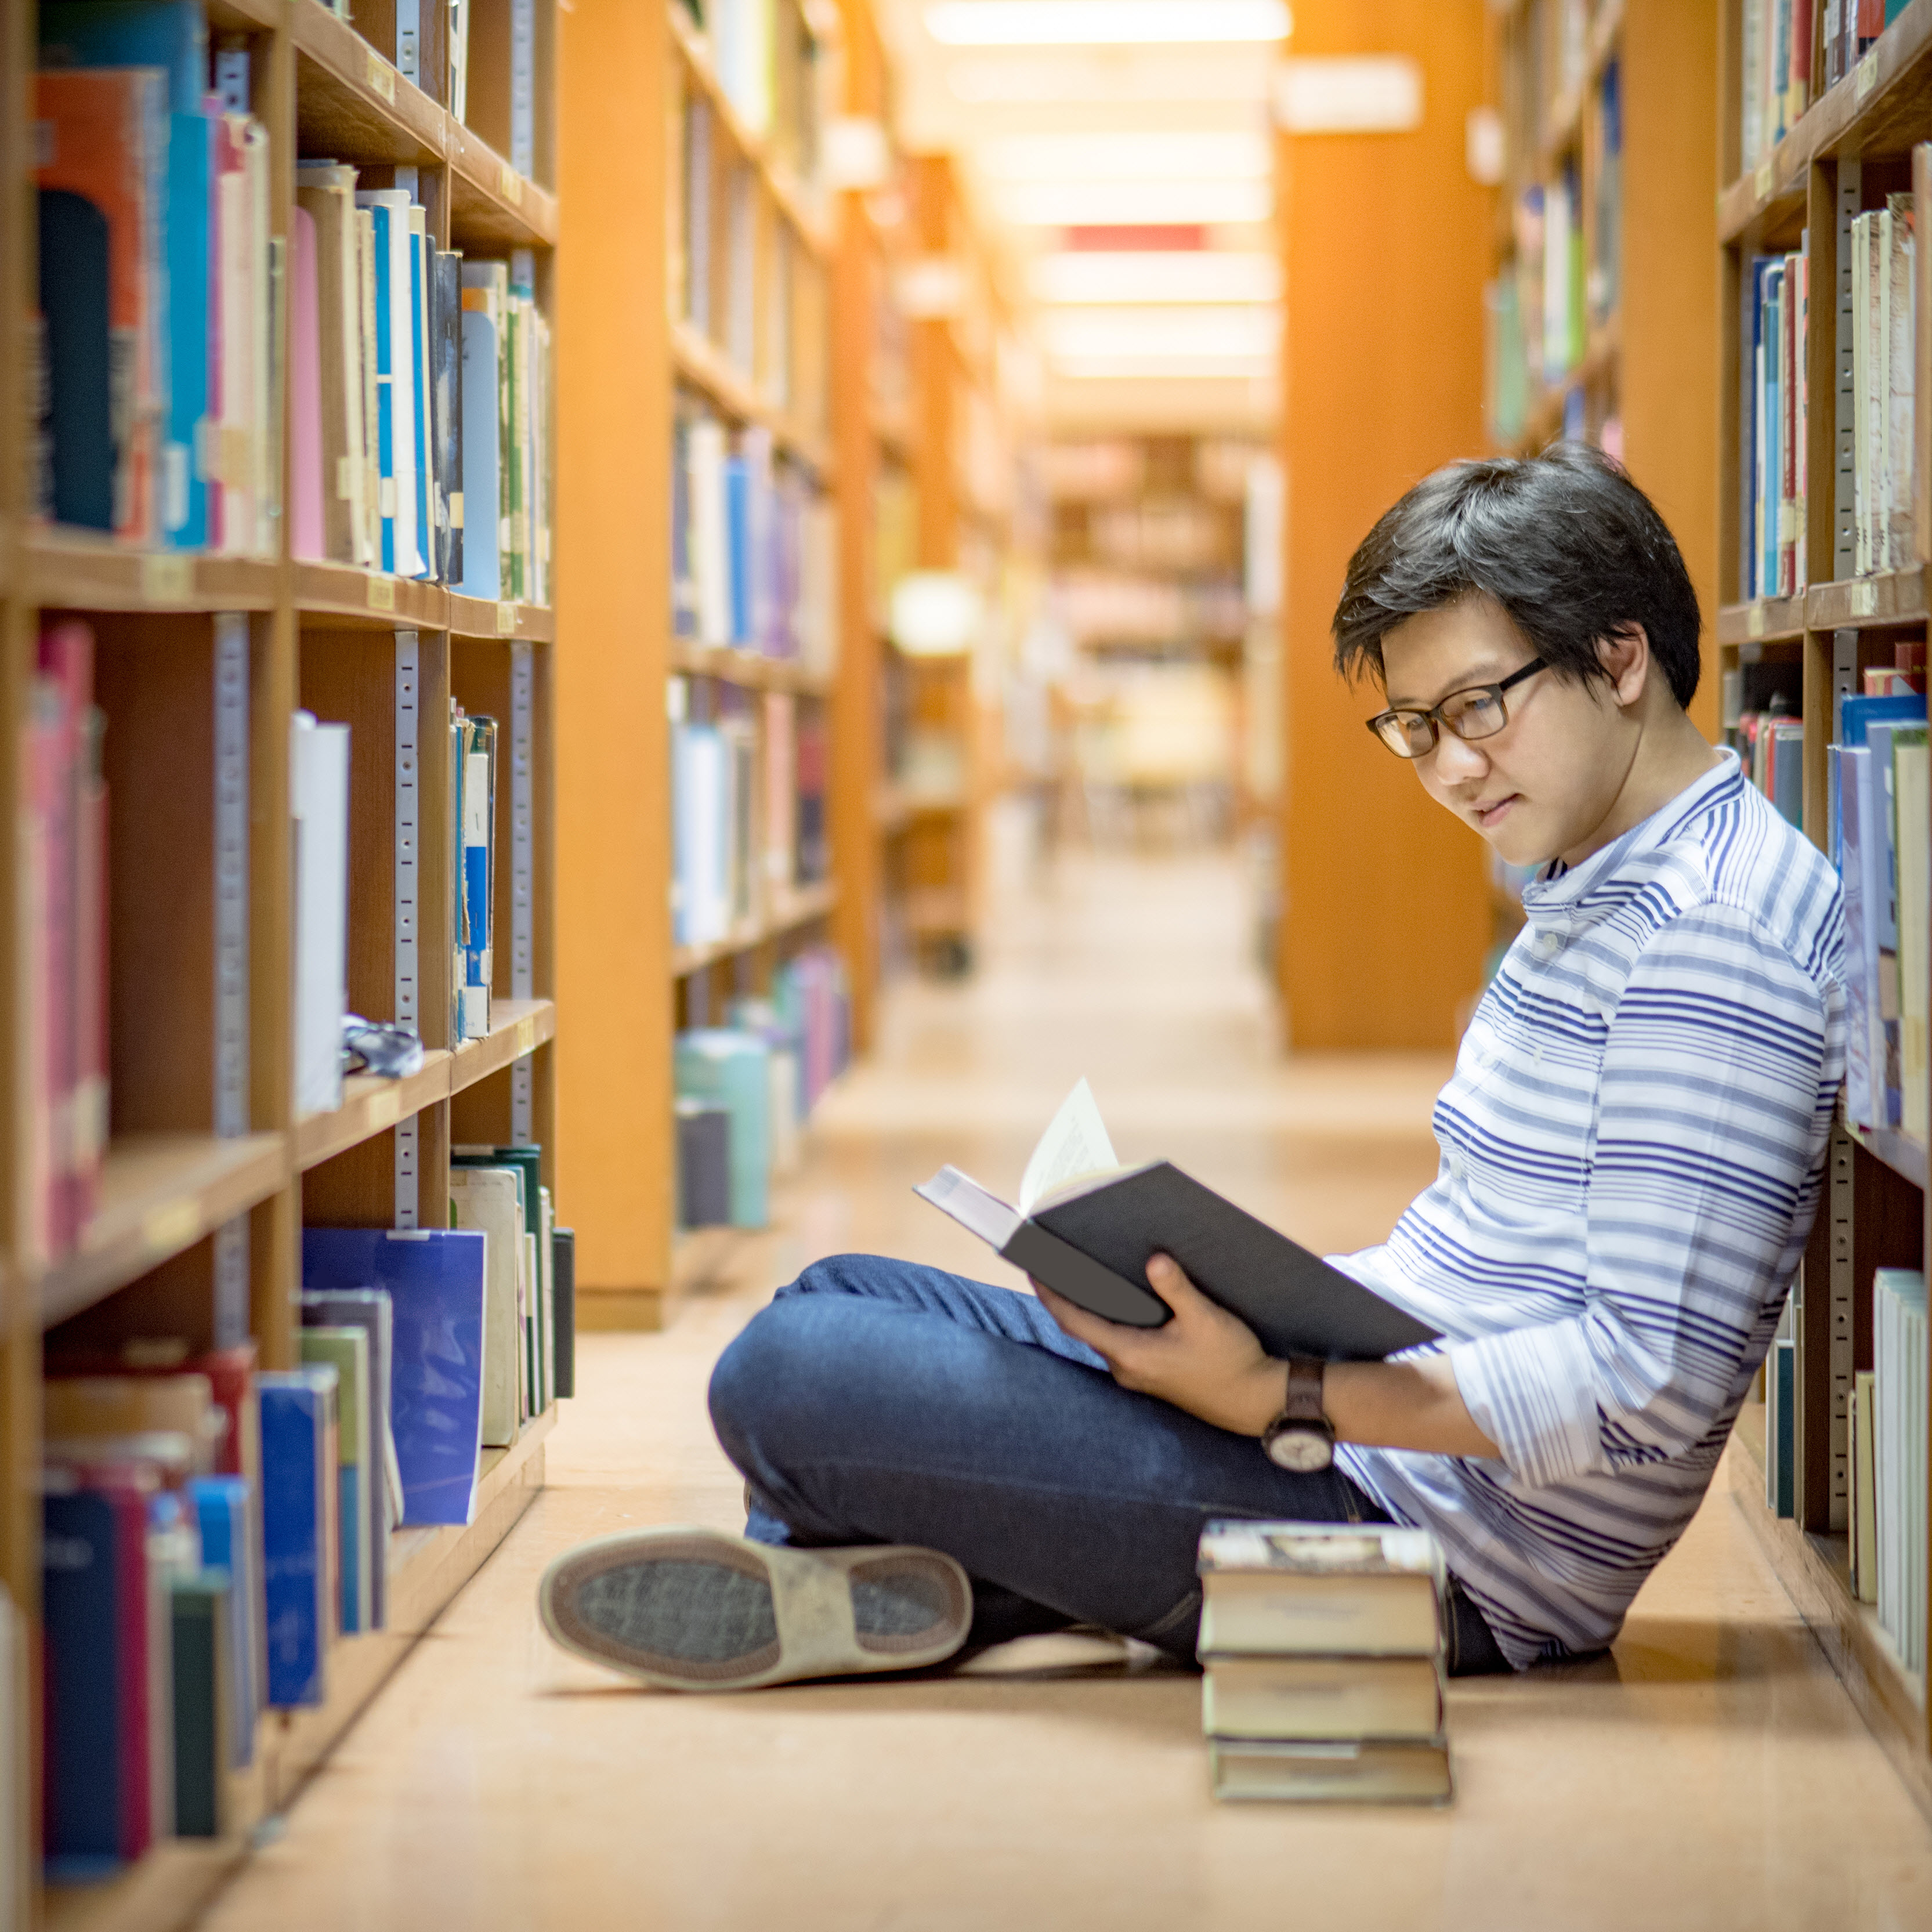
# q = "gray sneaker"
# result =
<box><xmin>537</xmin><ymin>1526</ymin><xmax>974</xmax><ymax>1691</ymax></box>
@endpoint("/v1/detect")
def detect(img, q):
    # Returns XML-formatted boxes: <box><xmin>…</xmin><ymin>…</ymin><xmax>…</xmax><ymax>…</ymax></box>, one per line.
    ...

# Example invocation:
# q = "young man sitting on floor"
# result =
<box><xmin>537</xmin><ymin>443</ymin><xmax>1847</xmax><ymax>1689</ymax></box>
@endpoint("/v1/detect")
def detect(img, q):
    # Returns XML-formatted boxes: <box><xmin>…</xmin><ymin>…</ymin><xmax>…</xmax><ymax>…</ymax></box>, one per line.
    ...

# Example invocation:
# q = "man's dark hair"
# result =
<box><xmin>1331</xmin><ymin>442</ymin><xmax>1702</xmax><ymax>708</ymax></box>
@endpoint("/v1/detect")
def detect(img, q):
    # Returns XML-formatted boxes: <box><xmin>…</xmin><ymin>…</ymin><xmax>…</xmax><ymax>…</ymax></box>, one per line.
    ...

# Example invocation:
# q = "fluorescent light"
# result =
<box><xmin>1030</xmin><ymin>251</ymin><xmax>1280</xmax><ymax>305</ymax></box>
<box><xmin>1040</xmin><ymin>305</ymin><xmax>1279</xmax><ymax>361</ymax></box>
<box><xmin>890</xmin><ymin>573</ymin><xmax>983</xmax><ymax>656</ymax></box>
<box><xmin>996</xmin><ymin>179</ymin><xmax>1272</xmax><ymax>225</ymax></box>
<box><xmin>1274</xmin><ymin>56</ymin><xmax>1424</xmax><ymax>133</ymax></box>
<box><xmin>976</xmin><ymin>130</ymin><xmax>1271</xmax><ymax>183</ymax></box>
<box><xmin>927</xmin><ymin>2</ymin><xmax>1291</xmax><ymax>45</ymax></box>
<box><xmin>946</xmin><ymin>53</ymin><xmax>1274</xmax><ymax>103</ymax></box>
<box><xmin>1054</xmin><ymin>358</ymin><xmax>1275</xmax><ymax>379</ymax></box>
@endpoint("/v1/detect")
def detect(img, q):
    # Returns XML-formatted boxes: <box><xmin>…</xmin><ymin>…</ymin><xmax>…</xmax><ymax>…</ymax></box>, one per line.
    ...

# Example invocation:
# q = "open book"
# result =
<box><xmin>916</xmin><ymin>1081</ymin><xmax>1437</xmax><ymax>1362</ymax></box>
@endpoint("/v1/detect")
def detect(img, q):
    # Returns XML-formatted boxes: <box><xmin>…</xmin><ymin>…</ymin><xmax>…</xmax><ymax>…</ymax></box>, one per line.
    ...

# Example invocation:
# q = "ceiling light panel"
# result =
<box><xmin>995</xmin><ymin>179</ymin><xmax>1273</xmax><ymax>225</ymax></box>
<box><xmin>1040</xmin><ymin>305</ymin><xmax>1279</xmax><ymax>360</ymax></box>
<box><xmin>976</xmin><ymin>129</ymin><xmax>1270</xmax><ymax>182</ymax></box>
<box><xmin>945</xmin><ymin>52</ymin><xmax>1275</xmax><ymax>104</ymax></box>
<box><xmin>1030</xmin><ymin>252</ymin><xmax>1281</xmax><ymax>304</ymax></box>
<box><xmin>926</xmin><ymin>1</ymin><xmax>1291</xmax><ymax>46</ymax></box>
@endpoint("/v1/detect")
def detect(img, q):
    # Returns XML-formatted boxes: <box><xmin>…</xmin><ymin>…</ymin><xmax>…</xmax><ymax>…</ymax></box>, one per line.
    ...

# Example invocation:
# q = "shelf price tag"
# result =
<box><xmin>499</xmin><ymin>162</ymin><xmax>523</xmax><ymax>206</ymax></box>
<box><xmin>367</xmin><ymin>51</ymin><xmax>396</xmax><ymax>103</ymax></box>
<box><xmin>1748</xmin><ymin>603</ymin><xmax>1766</xmax><ymax>640</ymax></box>
<box><xmin>142</xmin><ymin>1200</ymin><xmax>200</xmax><ymax>1260</ymax></box>
<box><xmin>141</xmin><ymin>553</ymin><xmax>193</xmax><ymax>603</ymax></box>
<box><xmin>1858</xmin><ymin>56</ymin><xmax>1879</xmax><ymax>102</ymax></box>
<box><xmin>368</xmin><ymin>575</ymin><xmax>396</xmax><ymax>612</ymax></box>
<box><xmin>496</xmin><ymin>600</ymin><xmax>516</xmax><ymax>635</ymax></box>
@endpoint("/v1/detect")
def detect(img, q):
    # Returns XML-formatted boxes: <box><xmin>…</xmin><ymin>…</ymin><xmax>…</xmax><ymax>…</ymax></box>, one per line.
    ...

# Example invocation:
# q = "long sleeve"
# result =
<box><xmin>1445</xmin><ymin>902</ymin><xmax>1833</xmax><ymax>1489</ymax></box>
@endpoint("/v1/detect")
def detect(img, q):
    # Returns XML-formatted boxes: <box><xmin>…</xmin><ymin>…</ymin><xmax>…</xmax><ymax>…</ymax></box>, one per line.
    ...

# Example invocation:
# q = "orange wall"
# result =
<box><xmin>1278</xmin><ymin>0</ymin><xmax>1493</xmax><ymax>1050</ymax></box>
<box><xmin>555</xmin><ymin>1</ymin><xmax>674</xmax><ymax>1297</ymax></box>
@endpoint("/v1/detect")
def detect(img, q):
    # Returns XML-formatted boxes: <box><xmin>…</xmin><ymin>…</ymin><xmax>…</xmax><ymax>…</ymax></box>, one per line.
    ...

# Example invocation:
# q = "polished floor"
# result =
<box><xmin>206</xmin><ymin>846</ymin><xmax>1932</xmax><ymax>1931</ymax></box>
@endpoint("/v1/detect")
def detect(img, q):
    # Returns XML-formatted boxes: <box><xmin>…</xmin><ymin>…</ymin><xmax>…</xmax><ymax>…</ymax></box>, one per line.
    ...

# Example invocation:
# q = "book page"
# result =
<box><xmin>1018</xmin><ymin>1078</ymin><xmax>1121</xmax><ymax>1215</ymax></box>
<box><xmin>914</xmin><ymin>1166</ymin><xmax>1021</xmax><ymax>1250</ymax></box>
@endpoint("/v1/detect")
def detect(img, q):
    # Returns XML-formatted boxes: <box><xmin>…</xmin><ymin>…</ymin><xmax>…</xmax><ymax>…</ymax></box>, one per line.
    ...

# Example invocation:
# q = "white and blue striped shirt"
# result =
<box><xmin>1334</xmin><ymin>752</ymin><xmax>1846</xmax><ymax>1667</ymax></box>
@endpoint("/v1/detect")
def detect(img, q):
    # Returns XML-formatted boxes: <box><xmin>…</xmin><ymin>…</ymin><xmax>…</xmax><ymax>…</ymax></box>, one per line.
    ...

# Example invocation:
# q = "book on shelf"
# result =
<box><xmin>1851</xmin><ymin>1366</ymin><xmax>1880</xmax><ymax>1604</ymax></box>
<box><xmin>452</xmin><ymin>1144</ymin><xmax>558</xmax><ymax>1419</ymax></box>
<box><xmin>28</xmin><ymin>620</ymin><xmax>108</xmax><ymax>1262</ymax></box>
<box><xmin>1741</xmin><ymin>0</ymin><xmax>1817</xmax><ymax>169</ymax></box>
<box><xmin>292</xmin><ymin>710</ymin><xmax>352</xmax><ymax>1116</ymax></box>
<box><xmin>450</xmin><ymin>704</ymin><xmax>497</xmax><ymax>1042</ymax></box>
<box><xmin>259</xmin><ymin>1366</ymin><xmax>339</xmax><ymax>1708</ymax></box>
<box><xmin>1739</xmin><ymin>245</ymin><xmax>1808</xmax><ymax>602</ymax></box>
<box><xmin>552</xmin><ymin>1225</ymin><xmax>577</xmax><ymax>1401</ymax></box>
<box><xmin>300</xmin><ymin>1328</ymin><xmax>375</xmax><ymax>1637</ymax></box>
<box><xmin>917</xmin><ymin>1080</ymin><xmax>1439</xmax><ymax>1364</ymax></box>
<box><xmin>1196</xmin><ymin>1522</ymin><xmax>1450</xmax><ymax>1806</ymax></box>
<box><xmin>302</xmin><ymin>1228</ymin><xmax>489</xmax><ymax>1528</ymax></box>
<box><xmin>1850</xmin><ymin>194</ymin><xmax>1915</xmax><ymax>579</ymax></box>
<box><xmin>1766</xmin><ymin>1304</ymin><xmax>1797</xmax><ymax>1518</ymax></box>
<box><xmin>675</xmin><ymin>1030</ymin><xmax>774</xmax><ymax>1229</ymax></box>
<box><xmin>448</xmin><ymin>1166</ymin><xmax>528</xmax><ymax>1448</ymax></box>
<box><xmin>1873</xmin><ymin>1267</ymin><xmax>1927</xmax><ymax>1678</ymax></box>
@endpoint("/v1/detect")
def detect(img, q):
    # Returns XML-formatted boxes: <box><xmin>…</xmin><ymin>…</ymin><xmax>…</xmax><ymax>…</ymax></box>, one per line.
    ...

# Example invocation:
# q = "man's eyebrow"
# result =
<box><xmin>1385</xmin><ymin>660</ymin><xmax>1513</xmax><ymax>708</ymax></box>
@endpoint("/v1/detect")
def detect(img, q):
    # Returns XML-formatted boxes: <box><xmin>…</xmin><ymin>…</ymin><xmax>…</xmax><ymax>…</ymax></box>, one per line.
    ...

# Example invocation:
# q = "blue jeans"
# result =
<box><xmin>708</xmin><ymin>1253</ymin><xmax>1509</xmax><ymax>1673</ymax></box>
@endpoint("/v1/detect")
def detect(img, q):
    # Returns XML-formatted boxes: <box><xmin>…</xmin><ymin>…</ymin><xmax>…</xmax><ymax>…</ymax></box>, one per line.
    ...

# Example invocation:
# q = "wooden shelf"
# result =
<box><xmin>667</xmin><ymin>5</ymin><xmax>829</xmax><ymax>255</ymax></box>
<box><xmin>295</xmin><ymin>560</ymin><xmax>555</xmax><ymax>639</ymax></box>
<box><xmin>288</xmin><ymin>0</ymin><xmax>556</xmax><ymax>249</ymax></box>
<box><xmin>670</xmin><ymin>882</ymin><xmax>838</xmax><ymax>978</ymax></box>
<box><xmin>1715</xmin><ymin>568</ymin><xmax>1928</xmax><ymax>646</ymax></box>
<box><xmin>671</xmin><ymin>320</ymin><xmax>834</xmax><ymax>478</ymax></box>
<box><xmin>42</xmin><ymin>1410</ymin><xmax>555</xmax><ymax>1932</ymax></box>
<box><xmin>1719</xmin><ymin>0</ymin><xmax>1932</xmax><ymax>245</ymax></box>
<box><xmin>28</xmin><ymin>534</ymin><xmax>278</xmax><ymax>613</ymax></box>
<box><xmin>1729</xmin><ymin>1405</ymin><xmax>1931</xmax><ymax>1822</ymax></box>
<box><xmin>294</xmin><ymin>999</ymin><xmax>555</xmax><ymax>1171</ymax></box>
<box><xmin>670</xmin><ymin>639</ymin><xmax>831</xmax><ymax>694</ymax></box>
<box><xmin>39</xmin><ymin>1135</ymin><xmax>290</xmax><ymax>1330</ymax></box>
<box><xmin>1846</xmin><ymin>1119</ymin><xmax>1930</xmax><ymax>1192</ymax></box>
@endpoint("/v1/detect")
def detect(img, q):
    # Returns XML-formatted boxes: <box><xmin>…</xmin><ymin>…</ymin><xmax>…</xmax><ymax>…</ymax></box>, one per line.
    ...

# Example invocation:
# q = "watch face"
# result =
<box><xmin>1267</xmin><ymin>1427</ymin><xmax>1335</xmax><ymax>1475</ymax></box>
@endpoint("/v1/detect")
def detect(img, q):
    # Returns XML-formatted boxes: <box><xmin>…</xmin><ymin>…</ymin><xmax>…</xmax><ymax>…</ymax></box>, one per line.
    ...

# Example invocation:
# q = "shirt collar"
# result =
<box><xmin>1518</xmin><ymin>749</ymin><xmax>1742</xmax><ymax>932</ymax></box>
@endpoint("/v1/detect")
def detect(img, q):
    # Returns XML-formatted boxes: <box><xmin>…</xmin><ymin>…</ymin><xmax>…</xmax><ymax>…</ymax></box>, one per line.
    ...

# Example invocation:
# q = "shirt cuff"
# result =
<box><xmin>1445</xmin><ymin>1319</ymin><xmax>1605</xmax><ymax>1487</ymax></box>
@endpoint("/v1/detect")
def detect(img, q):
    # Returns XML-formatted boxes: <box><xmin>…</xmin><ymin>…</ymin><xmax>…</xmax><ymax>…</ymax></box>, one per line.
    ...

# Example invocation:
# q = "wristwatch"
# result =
<box><xmin>1261</xmin><ymin>1357</ymin><xmax>1335</xmax><ymax>1473</ymax></box>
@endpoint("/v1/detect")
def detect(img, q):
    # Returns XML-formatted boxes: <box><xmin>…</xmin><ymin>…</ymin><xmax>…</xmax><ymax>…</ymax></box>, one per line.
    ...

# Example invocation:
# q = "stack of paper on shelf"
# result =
<box><xmin>1197</xmin><ymin>1521</ymin><xmax>1452</xmax><ymax>1806</ymax></box>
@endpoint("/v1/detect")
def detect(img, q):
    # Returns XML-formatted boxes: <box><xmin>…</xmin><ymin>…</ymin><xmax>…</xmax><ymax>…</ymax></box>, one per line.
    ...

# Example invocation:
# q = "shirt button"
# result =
<box><xmin>1537</xmin><ymin>932</ymin><xmax>1561</xmax><ymax>957</ymax></box>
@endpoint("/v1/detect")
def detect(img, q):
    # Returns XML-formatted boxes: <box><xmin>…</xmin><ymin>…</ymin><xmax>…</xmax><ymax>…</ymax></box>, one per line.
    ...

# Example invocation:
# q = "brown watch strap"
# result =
<box><xmin>1282</xmin><ymin>1355</ymin><xmax>1327</xmax><ymax>1426</ymax></box>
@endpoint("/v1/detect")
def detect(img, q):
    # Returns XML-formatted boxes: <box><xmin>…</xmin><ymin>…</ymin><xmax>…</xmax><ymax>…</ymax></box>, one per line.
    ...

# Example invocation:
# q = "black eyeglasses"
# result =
<box><xmin>1366</xmin><ymin>659</ymin><xmax>1550</xmax><ymax>761</ymax></box>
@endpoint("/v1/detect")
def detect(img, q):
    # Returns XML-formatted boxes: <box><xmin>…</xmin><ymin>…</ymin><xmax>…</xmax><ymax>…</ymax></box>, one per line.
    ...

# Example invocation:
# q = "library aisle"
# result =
<box><xmin>197</xmin><ymin>851</ymin><xmax>1932</xmax><ymax>1932</ymax></box>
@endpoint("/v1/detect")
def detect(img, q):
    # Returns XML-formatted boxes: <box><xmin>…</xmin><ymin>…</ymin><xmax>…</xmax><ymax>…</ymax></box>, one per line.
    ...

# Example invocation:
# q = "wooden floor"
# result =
<box><xmin>201</xmin><ymin>846</ymin><xmax>1932</xmax><ymax>1932</ymax></box>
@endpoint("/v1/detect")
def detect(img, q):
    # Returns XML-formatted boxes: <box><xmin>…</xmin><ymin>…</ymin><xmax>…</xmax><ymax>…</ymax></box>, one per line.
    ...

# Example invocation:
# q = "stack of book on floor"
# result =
<box><xmin>1197</xmin><ymin>1520</ymin><xmax>1451</xmax><ymax>1806</ymax></box>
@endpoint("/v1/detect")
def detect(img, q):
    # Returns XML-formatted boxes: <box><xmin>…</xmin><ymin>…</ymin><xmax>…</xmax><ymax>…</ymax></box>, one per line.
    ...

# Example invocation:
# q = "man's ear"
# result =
<box><xmin>1597</xmin><ymin>625</ymin><xmax>1650</xmax><ymax>707</ymax></box>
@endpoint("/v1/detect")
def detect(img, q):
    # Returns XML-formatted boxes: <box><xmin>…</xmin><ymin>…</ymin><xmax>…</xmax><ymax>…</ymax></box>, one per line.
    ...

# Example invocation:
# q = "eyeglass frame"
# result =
<box><xmin>1364</xmin><ymin>657</ymin><xmax>1551</xmax><ymax>761</ymax></box>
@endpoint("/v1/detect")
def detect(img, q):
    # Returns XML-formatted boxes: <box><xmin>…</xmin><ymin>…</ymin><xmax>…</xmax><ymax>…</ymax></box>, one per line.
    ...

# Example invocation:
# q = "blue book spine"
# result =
<box><xmin>725</xmin><ymin>458</ymin><xmax>750</xmax><ymax>644</ymax></box>
<box><xmin>41</xmin><ymin>1490</ymin><xmax>126</xmax><ymax>1872</ymax></box>
<box><xmin>302</xmin><ymin>1229</ymin><xmax>486</xmax><ymax>1528</ymax></box>
<box><xmin>259</xmin><ymin>1375</ymin><xmax>328</xmax><ymax>1707</ymax></box>
<box><xmin>163</xmin><ymin>107</ymin><xmax>211</xmax><ymax>548</ymax></box>
<box><xmin>338</xmin><ymin>1466</ymin><xmax>362</xmax><ymax>1634</ymax></box>
<box><xmin>187</xmin><ymin>1476</ymin><xmax>258</xmax><ymax>1769</ymax></box>
<box><xmin>38</xmin><ymin>1</ymin><xmax>207</xmax><ymax>112</ymax></box>
<box><xmin>410</xmin><ymin>227</ymin><xmax>433</xmax><ymax>580</ymax></box>
<box><xmin>371</xmin><ymin>204</ymin><xmax>395</xmax><ymax>572</ymax></box>
<box><xmin>457</xmin><ymin>306</ymin><xmax>500</xmax><ymax>598</ymax></box>
<box><xmin>1771</xmin><ymin>1336</ymin><xmax>1796</xmax><ymax>1518</ymax></box>
<box><xmin>1764</xmin><ymin>267</ymin><xmax>1782</xmax><ymax>599</ymax></box>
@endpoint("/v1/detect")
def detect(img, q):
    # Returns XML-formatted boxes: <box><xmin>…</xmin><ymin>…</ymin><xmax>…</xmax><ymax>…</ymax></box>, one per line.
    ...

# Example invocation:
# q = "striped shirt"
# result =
<box><xmin>1334</xmin><ymin>752</ymin><xmax>1846</xmax><ymax>1668</ymax></box>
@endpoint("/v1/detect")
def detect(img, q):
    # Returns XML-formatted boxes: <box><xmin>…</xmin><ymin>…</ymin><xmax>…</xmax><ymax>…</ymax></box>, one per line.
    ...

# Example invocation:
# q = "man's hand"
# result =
<box><xmin>1036</xmin><ymin>1253</ymin><xmax>1507</xmax><ymax>1460</ymax></box>
<box><xmin>1034</xmin><ymin>1253</ymin><xmax>1286</xmax><ymax>1437</ymax></box>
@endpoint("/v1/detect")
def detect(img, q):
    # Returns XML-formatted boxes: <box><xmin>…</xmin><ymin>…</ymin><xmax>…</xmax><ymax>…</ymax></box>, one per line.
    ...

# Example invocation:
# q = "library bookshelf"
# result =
<box><xmin>1720</xmin><ymin>0</ymin><xmax>1932</xmax><ymax>1819</ymax></box>
<box><xmin>2</xmin><ymin>2</ymin><xmax>563</xmax><ymax>1924</ymax></box>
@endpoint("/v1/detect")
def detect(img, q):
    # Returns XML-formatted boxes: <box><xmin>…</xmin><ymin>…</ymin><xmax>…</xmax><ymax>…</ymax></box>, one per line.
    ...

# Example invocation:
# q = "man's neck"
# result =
<box><xmin>1557</xmin><ymin>711</ymin><xmax>1725</xmax><ymax>871</ymax></box>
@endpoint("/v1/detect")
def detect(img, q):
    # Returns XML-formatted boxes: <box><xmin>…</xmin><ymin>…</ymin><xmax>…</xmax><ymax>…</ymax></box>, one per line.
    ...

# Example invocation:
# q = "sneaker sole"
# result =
<box><xmin>537</xmin><ymin>1527</ymin><xmax>973</xmax><ymax>1691</ymax></box>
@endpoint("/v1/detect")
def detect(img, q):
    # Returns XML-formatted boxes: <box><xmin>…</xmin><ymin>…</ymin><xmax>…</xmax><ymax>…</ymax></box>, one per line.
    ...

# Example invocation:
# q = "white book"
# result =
<box><xmin>1887</xmin><ymin>194</ymin><xmax>1916</xmax><ymax>573</ymax></box>
<box><xmin>689</xmin><ymin>417</ymin><xmax>732</xmax><ymax>646</ymax></box>
<box><xmin>292</xmin><ymin>712</ymin><xmax>350</xmax><ymax>1115</ymax></box>
<box><xmin>355</xmin><ymin>190</ymin><xmax>425</xmax><ymax>577</ymax></box>
<box><xmin>458</xmin><ymin>261</ymin><xmax>506</xmax><ymax>598</ymax></box>
<box><xmin>1854</xmin><ymin>213</ymin><xmax>1872</xmax><ymax>577</ymax></box>
<box><xmin>448</xmin><ymin>1167</ymin><xmax>526</xmax><ymax>1447</ymax></box>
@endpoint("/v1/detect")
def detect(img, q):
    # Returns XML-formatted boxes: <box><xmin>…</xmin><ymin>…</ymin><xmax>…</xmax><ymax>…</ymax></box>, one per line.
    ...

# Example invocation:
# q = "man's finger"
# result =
<box><xmin>1033</xmin><ymin>1280</ymin><xmax>1123</xmax><ymax>1355</ymax></box>
<box><xmin>1144</xmin><ymin>1251</ymin><xmax>1211</xmax><ymax>1316</ymax></box>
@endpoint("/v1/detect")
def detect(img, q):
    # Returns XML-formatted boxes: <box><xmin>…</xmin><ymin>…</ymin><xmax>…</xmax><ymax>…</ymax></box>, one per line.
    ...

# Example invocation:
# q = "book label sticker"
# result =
<box><xmin>142</xmin><ymin>553</ymin><xmax>193</xmax><ymax>604</ymax></box>
<box><xmin>1858</xmin><ymin>57</ymin><xmax>1879</xmax><ymax>102</ymax></box>
<box><xmin>499</xmin><ymin>162</ymin><xmax>523</xmax><ymax>207</ymax></box>
<box><xmin>1853</xmin><ymin>580</ymin><xmax>1879</xmax><ymax>617</ymax></box>
<box><xmin>367</xmin><ymin>51</ymin><xmax>397</xmax><ymax>103</ymax></box>
<box><xmin>368</xmin><ymin>576</ymin><xmax>397</xmax><ymax>612</ymax></box>
<box><xmin>1756</xmin><ymin>159</ymin><xmax>1772</xmax><ymax>202</ymax></box>
<box><xmin>496</xmin><ymin>600</ymin><xmax>516</xmax><ymax>635</ymax></box>
<box><xmin>1749</xmin><ymin>603</ymin><xmax>1766</xmax><ymax>639</ymax></box>
<box><xmin>143</xmin><ymin>1200</ymin><xmax>200</xmax><ymax>1260</ymax></box>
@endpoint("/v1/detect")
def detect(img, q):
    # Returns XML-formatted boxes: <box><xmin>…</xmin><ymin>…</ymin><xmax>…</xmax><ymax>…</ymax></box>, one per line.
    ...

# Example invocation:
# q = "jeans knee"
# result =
<box><xmin>707</xmin><ymin>1297</ymin><xmax>822</xmax><ymax>1473</ymax></box>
